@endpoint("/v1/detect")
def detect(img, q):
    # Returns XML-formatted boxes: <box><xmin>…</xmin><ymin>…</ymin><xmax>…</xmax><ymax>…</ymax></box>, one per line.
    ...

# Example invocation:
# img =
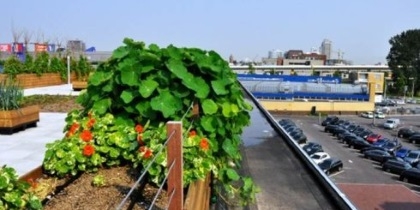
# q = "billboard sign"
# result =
<box><xmin>12</xmin><ymin>43</ymin><xmax>24</xmax><ymax>53</ymax></box>
<box><xmin>0</xmin><ymin>44</ymin><xmax>12</xmax><ymax>52</ymax></box>
<box><xmin>35</xmin><ymin>43</ymin><xmax>48</xmax><ymax>52</ymax></box>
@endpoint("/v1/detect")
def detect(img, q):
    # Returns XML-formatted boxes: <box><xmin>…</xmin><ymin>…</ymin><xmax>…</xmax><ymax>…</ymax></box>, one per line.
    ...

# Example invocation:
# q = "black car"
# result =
<box><xmin>363</xmin><ymin>150</ymin><xmax>394</xmax><ymax>163</ymax></box>
<box><xmin>399</xmin><ymin>167</ymin><xmax>420</xmax><ymax>185</ymax></box>
<box><xmin>318</xmin><ymin>158</ymin><xmax>343</xmax><ymax>175</ymax></box>
<box><xmin>278</xmin><ymin>119</ymin><xmax>295</xmax><ymax>127</ymax></box>
<box><xmin>360</xmin><ymin>146</ymin><xmax>387</xmax><ymax>154</ymax></box>
<box><xmin>331</xmin><ymin>127</ymin><xmax>347</xmax><ymax>137</ymax></box>
<box><xmin>348</xmin><ymin>138</ymin><xmax>371</xmax><ymax>150</ymax></box>
<box><xmin>302</xmin><ymin>142</ymin><xmax>324</xmax><ymax>156</ymax></box>
<box><xmin>321</xmin><ymin>116</ymin><xmax>338</xmax><ymax>126</ymax></box>
<box><xmin>291</xmin><ymin>132</ymin><xmax>307</xmax><ymax>144</ymax></box>
<box><xmin>324</xmin><ymin>124</ymin><xmax>340</xmax><ymax>133</ymax></box>
<box><xmin>397</xmin><ymin>127</ymin><xmax>417</xmax><ymax>138</ymax></box>
<box><xmin>343</xmin><ymin>135</ymin><xmax>363</xmax><ymax>145</ymax></box>
<box><xmin>285</xmin><ymin>126</ymin><xmax>302</xmax><ymax>134</ymax></box>
<box><xmin>382</xmin><ymin>159</ymin><xmax>412</xmax><ymax>175</ymax></box>
<box><xmin>337</xmin><ymin>131</ymin><xmax>354</xmax><ymax>141</ymax></box>
<box><xmin>408</xmin><ymin>134</ymin><xmax>420</xmax><ymax>144</ymax></box>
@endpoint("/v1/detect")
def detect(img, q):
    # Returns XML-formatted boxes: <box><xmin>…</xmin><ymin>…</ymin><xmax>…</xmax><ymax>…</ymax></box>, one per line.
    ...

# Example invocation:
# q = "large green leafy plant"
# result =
<box><xmin>0</xmin><ymin>165</ymin><xmax>42</xmax><ymax>210</ymax></box>
<box><xmin>43</xmin><ymin>38</ymin><xmax>258</xmax><ymax>205</ymax></box>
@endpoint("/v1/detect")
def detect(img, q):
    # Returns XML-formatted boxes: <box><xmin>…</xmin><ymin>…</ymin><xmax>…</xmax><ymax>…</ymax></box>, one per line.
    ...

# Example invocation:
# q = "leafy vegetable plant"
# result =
<box><xmin>43</xmin><ymin>38</ymin><xmax>258</xmax><ymax>205</ymax></box>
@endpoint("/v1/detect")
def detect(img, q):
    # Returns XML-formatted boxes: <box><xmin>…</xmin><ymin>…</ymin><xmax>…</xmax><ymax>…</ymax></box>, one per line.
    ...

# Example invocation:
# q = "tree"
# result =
<box><xmin>386</xmin><ymin>29</ymin><xmax>420</xmax><ymax>96</ymax></box>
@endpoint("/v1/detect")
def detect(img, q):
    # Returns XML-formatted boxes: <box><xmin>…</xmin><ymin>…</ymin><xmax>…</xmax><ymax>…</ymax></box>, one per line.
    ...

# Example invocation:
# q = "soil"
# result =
<box><xmin>26</xmin><ymin>95</ymin><xmax>168</xmax><ymax>209</ymax></box>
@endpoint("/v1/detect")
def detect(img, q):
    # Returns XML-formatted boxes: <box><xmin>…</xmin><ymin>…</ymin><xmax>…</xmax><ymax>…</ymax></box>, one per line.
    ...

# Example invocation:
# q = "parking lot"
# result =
<box><xmin>273</xmin><ymin>114</ymin><xmax>420</xmax><ymax>194</ymax></box>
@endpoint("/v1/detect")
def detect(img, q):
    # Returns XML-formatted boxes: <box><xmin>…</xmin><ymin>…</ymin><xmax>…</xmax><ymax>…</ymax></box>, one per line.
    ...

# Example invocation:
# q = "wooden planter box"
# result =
<box><xmin>0</xmin><ymin>105</ymin><xmax>40</xmax><ymax>134</ymax></box>
<box><xmin>72</xmin><ymin>81</ymin><xmax>88</xmax><ymax>91</ymax></box>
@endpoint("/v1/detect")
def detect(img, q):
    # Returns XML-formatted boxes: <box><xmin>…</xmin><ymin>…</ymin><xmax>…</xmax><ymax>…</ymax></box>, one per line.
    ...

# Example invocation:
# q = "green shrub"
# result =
<box><xmin>32</xmin><ymin>52</ymin><xmax>50</xmax><ymax>75</ymax></box>
<box><xmin>3</xmin><ymin>57</ymin><xmax>24</xmax><ymax>78</ymax></box>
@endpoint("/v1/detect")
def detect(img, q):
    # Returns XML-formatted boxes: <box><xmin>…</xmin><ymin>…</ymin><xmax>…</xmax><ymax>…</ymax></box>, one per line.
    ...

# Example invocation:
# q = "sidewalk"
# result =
<box><xmin>0</xmin><ymin>84</ymin><xmax>80</xmax><ymax>177</ymax></box>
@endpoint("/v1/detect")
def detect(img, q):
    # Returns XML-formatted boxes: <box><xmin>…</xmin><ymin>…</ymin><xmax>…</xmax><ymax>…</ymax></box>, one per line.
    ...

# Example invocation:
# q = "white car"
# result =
<box><xmin>361</xmin><ymin>111</ymin><xmax>374</xmax><ymax>119</ymax></box>
<box><xmin>310</xmin><ymin>152</ymin><xmax>331</xmax><ymax>164</ymax></box>
<box><xmin>374</xmin><ymin>111</ymin><xmax>385</xmax><ymax>119</ymax></box>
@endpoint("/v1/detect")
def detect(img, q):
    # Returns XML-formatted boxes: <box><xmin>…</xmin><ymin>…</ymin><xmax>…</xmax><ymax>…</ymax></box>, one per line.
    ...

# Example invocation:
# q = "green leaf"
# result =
<box><xmin>139</xmin><ymin>78</ymin><xmax>159</xmax><ymax>98</ymax></box>
<box><xmin>150</xmin><ymin>90</ymin><xmax>182</xmax><ymax>118</ymax></box>
<box><xmin>222</xmin><ymin>102</ymin><xmax>232</xmax><ymax>117</ymax></box>
<box><xmin>93</xmin><ymin>98</ymin><xmax>111</xmax><ymax>115</ymax></box>
<box><xmin>211</xmin><ymin>80</ymin><xmax>229</xmax><ymax>95</ymax></box>
<box><xmin>120</xmin><ymin>70</ymin><xmax>138</xmax><ymax>86</ymax></box>
<box><xmin>202</xmin><ymin>99</ymin><xmax>218</xmax><ymax>115</ymax></box>
<box><xmin>166</xmin><ymin>59</ymin><xmax>189</xmax><ymax>79</ymax></box>
<box><xmin>112</xmin><ymin>46</ymin><xmax>129</xmax><ymax>59</ymax></box>
<box><xmin>89</xmin><ymin>71</ymin><xmax>112</xmax><ymax>86</ymax></box>
<box><xmin>200</xmin><ymin>115</ymin><xmax>216</xmax><ymax>132</ymax></box>
<box><xmin>226</xmin><ymin>168</ymin><xmax>240</xmax><ymax>181</ymax></box>
<box><xmin>181</xmin><ymin>74</ymin><xmax>210</xmax><ymax>98</ymax></box>
<box><xmin>135</xmin><ymin>101</ymin><xmax>157</xmax><ymax>119</ymax></box>
<box><xmin>121</xmin><ymin>90</ymin><xmax>134</xmax><ymax>104</ymax></box>
<box><xmin>222</xmin><ymin>139</ymin><xmax>238</xmax><ymax>158</ymax></box>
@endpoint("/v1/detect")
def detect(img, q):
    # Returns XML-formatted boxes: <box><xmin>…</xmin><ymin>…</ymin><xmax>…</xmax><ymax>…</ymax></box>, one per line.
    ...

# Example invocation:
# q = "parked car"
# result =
<box><xmin>374</xmin><ymin>111</ymin><xmax>385</xmax><ymax>119</ymax></box>
<box><xmin>321</xmin><ymin>116</ymin><xmax>338</xmax><ymax>126</ymax></box>
<box><xmin>348</xmin><ymin>138</ymin><xmax>371</xmax><ymax>150</ymax></box>
<box><xmin>363</xmin><ymin>150</ymin><xmax>394</xmax><ymax>163</ymax></box>
<box><xmin>372</xmin><ymin>138</ymin><xmax>391</xmax><ymax>147</ymax></box>
<box><xmin>278</xmin><ymin>119</ymin><xmax>295</xmax><ymax>127</ymax></box>
<box><xmin>318</xmin><ymin>158</ymin><xmax>343</xmax><ymax>175</ymax></box>
<box><xmin>366</xmin><ymin>133</ymin><xmax>382</xmax><ymax>144</ymax></box>
<box><xmin>382</xmin><ymin>159</ymin><xmax>412</xmax><ymax>175</ymax></box>
<box><xmin>310</xmin><ymin>152</ymin><xmax>331</xmax><ymax>164</ymax></box>
<box><xmin>302</xmin><ymin>142</ymin><xmax>324</xmax><ymax>156</ymax></box>
<box><xmin>408</xmin><ymin>134</ymin><xmax>420</xmax><ymax>144</ymax></box>
<box><xmin>399</xmin><ymin>168</ymin><xmax>420</xmax><ymax>185</ymax></box>
<box><xmin>324</xmin><ymin>124</ymin><xmax>340</xmax><ymax>133</ymax></box>
<box><xmin>397</xmin><ymin>127</ymin><xmax>417</xmax><ymax>139</ymax></box>
<box><xmin>396</xmin><ymin>147</ymin><xmax>411</xmax><ymax>159</ymax></box>
<box><xmin>404</xmin><ymin>150</ymin><xmax>420</xmax><ymax>165</ymax></box>
<box><xmin>361</xmin><ymin>111</ymin><xmax>374</xmax><ymax>119</ymax></box>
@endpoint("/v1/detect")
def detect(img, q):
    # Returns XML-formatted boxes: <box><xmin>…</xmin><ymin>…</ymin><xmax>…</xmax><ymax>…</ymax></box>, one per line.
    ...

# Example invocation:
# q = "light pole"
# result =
<box><xmin>409</xmin><ymin>77</ymin><xmax>415</xmax><ymax>98</ymax></box>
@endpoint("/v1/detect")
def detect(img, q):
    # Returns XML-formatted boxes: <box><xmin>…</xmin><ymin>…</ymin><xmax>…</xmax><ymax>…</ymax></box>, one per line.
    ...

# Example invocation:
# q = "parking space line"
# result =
<box><xmin>329</xmin><ymin>170</ymin><xmax>344</xmax><ymax>177</ymax></box>
<box><xmin>396</xmin><ymin>180</ymin><xmax>420</xmax><ymax>188</ymax></box>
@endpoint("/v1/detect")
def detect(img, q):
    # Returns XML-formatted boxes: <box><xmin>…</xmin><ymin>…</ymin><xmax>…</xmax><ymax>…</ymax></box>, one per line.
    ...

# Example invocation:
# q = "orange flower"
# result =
<box><xmin>27</xmin><ymin>178</ymin><xmax>38</xmax><ymax>189</ymax></box>
<box><xmin>138</xmin><ymin>146</ymin><xmax>153</xmax><ymax>159</ymax></box>
<box><xmin>144</xmin><ymin>149</ymin><xmax>153</xmax><ymax>159</ymax></box>
<box><xmin>70</xmin><ymin>123</ymin><xmax>79</xmax><ymax>133</ymax></box>
<box><xmin>80</xmin><ymin>130</ymin><xmax>93</xmax><ymax>142</ymax></box>
<box><xmin>200</xmin><ymin>138</ymin><xmax>209</xmax><ymax>151</ymax></box>
<box><xmin>83</xmin><ymin>144</ymin><xmax>95</xmax><ymax>156</ymax></box>
<box><xmin>189</xmin><ymin>130</ymin><xmax>196</xmax><ymax>137</ymax></box>
<box><xmin>137</xmin><ymin>134</ymin><xmax>144</xmax><ymax>145</ymax></box>
<box><xmin>87</xmin><ymin>118</ymin><xmax>95</xmax><ymax>129</ymax></box>
<box><xmin>88</xmin><ymin>111</ymin><xmax>93</xmax><ymax>119</ymax></box>
<box><xmin>66</xmin><ymin>131</ymin><xmax>73</xmax><ymax>137</ymax></box>
<box><xmin>135</xmin><ymin>124</ymin><xmax>144</xmax><ymax>133</ymax></box>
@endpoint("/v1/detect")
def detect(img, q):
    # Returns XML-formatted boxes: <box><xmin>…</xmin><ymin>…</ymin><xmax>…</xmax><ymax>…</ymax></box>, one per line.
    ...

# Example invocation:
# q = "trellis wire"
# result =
<box><xmin>115</xmin><ymin>129</ymin><xmax>176</xmax><ymax>210</ymax></box>
<box><xmin>148</xmin><ymin>160</ymin><xmax>177</xmax><ymax>210</ymax></box>
<box><xmin>180</xmin><ymin>101</ymin><xmax>195</xmax><ymax>122</ymax></box>
<box><xmin>165</xmin><ymin>188</ymin><xmax>176</xmax><ymax>210</ymax></box>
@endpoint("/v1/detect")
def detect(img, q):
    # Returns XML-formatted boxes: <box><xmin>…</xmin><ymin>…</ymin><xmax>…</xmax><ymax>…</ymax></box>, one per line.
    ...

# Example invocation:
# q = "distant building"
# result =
<box><xmin>320</xmin><ymin>39</ymin><xmax>332</xmax><ymax>60</ymax></box>
<box><xmin>67</xmin><ymin>40</ymin><xmax>86</xmax><ymax>52</ymax></box>
<box><xmin>283</xmin><ymin>50</ymin><xmax>326</xmax><ymax>65</ymax></box>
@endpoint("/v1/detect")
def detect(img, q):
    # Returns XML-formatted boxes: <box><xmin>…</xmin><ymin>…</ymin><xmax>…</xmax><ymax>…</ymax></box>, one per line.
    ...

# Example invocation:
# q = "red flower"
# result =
<box><xmin>135</xmin><ymin>124</ymin><xmax>144</xmax><ymax>133</ymax></box>
<box><xmin>80</xmin><ymin>130</ymin><xmax>93</xmax><ymax>142</ymax></box>
<box><xmin>189</xmin><ymin>130</ymin><xmax>196</xmax><ymax>137</ymax></box>
<box><xmin>139</xmin><ymin>146</ymin><xmax>146</xmax><ymax>153</ymax></box>
<box><xmin>200</xmin><ymin>138</ymin><xmax>209</xmax><ymax>151</ymax></box>
<box><xmin>83</xmin><ymin>144</ymin><xmax>95</xmax><ymax>156</ymax></box>
<box><xmin>69</xmin><ymin>123</ymin><xmax>79</xmax><ymax>133</ymax></box>
<box><xmin>87</xmin><ymin>118</ymin><xmax>95</xmax><ymax>129</ymax></box>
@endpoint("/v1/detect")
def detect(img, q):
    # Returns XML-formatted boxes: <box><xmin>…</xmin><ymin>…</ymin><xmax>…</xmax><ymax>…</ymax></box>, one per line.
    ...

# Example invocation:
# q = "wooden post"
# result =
<box><xmin>192</xmin><ymin>102</ymin><xmax>200</xmax><ymax>118</ymax></box>
<box><xmin>167</xmin><ymin>121</ymin><xmax>183</xmax><ymax>210</ymax></box>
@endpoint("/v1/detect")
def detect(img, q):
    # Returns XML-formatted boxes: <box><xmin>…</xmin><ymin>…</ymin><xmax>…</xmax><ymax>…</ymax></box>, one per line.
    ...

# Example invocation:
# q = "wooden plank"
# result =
<box><xmin>167</xmin><ymin>121</ymin><xmax>183</xmax><ymax>210</ymax></box>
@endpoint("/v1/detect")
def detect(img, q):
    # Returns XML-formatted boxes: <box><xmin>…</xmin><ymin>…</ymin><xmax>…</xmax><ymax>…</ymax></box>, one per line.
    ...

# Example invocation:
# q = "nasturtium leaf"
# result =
<box><xmin>200</xmin><ymin>116</ymin><xmax>216</xmax><ymax>132</ymax></box>
<box><xmin>211</xmin><ymin>80</ymin><xmax>229</xmax><ymax>95</ymax></box>
<box><xmin>139</xmin><ymin>79</ymin><xmax>159</xmax><ymax>98</ymax></box>
<box><xmin>230</xmin><ymin>103</ymin><xmax>239</xmax><ymax>115</ymax></box>
<box><xmin>112</xmin><ymin>46</ymin><xmax>129</xmax><ymax>59</ymax></box>
<box><xmin>166</xmin><ymin>45</ymin><xmax>183</xmax><ymax>60</ymax></box>
<box><xmin>222</xmin><ymin>102</ymin><xmax>232</xmax><ymax>117</ymax></box>
<box><xmin>141</xmin><ymin>65</ymin><xmax>155</xmax><ymax>73</ymax></box>
<box><xmin>202</xmin><ymin>99</ymin><xmax>218</xmax><ymax>115</ymax></box>
<box><xmin>121</xmin><ymin>90</ymin><xmax>134</xmax><ymax>104</ymax></box>
<box><xmin>93</xmin><ymin>98</ymin><xmax>111</xmax><ymax>115</ymax></box>
<box><xmin>135</xmin><ymin>101</ymin><xmax>156</xmax><ymax>119</ymax></box>
<box><xmin>148</xmin><ymin>43</ymin><xmax>160</xmax><ymax>52</ymax></box>
<box><xmin>90</xmin><ymin>71</ymin><xmax>111</xmax><ymax>86</ymax></box>
<box><xmin>222</xmin><ymin>139</ymin><xmax>238</xmax><ymax>158</ymax></box>
<box><xmin>181</xmin><ymin>75</ymin><xmax>210</xmax><ymax>98</ymax></box>
<box><xmin>102</xmin><ymin>83</ymin><xmax>113</xmax><ymax>92</ymax></box>
<box><xmin>226</xmin><ymin>168</ymin><xmax>240</xmax><ymax>181</ymax></box>
<box><xmin>150</xmin><ymin>90</ymin><xmax>182</xmax><ymax>118</ymax></box>
<box><xmin>120</xmin><ymin>70</ymin><xmax>138</xmax><ymax>86</ymax></box>
<box><xmin>166</xmin><ymin>59</ymin><xmax>189</xmax><ymax>79</ymax></box>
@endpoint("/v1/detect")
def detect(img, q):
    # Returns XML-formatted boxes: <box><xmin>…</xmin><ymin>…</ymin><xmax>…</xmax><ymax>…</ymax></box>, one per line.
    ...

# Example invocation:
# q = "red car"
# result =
<box><xmin>366</xmin><ymin>133</ymin><xmax>382</xmax><ymax>144</ymax></box>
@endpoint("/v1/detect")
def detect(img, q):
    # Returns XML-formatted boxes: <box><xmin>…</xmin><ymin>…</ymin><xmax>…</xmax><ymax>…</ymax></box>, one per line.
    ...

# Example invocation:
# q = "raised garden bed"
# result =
<box><xmin>0</xmin><ymin>105</ymin><xmax>40</xmax><ymax>134</ymax></box>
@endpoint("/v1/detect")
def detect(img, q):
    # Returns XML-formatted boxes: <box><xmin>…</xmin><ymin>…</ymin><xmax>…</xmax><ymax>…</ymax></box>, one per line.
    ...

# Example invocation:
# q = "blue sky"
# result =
<box><xmin>1</xmin><ymin>0</ymin><xmax>419</xmax><ymax>64</ymax></box>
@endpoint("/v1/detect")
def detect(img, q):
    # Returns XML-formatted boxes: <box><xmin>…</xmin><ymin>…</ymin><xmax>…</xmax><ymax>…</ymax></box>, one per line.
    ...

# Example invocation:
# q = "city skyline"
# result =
<box><xmin>1</xmin><ymin>0</ymin><xmax>419</xmax><ymax>65</ymax></box>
